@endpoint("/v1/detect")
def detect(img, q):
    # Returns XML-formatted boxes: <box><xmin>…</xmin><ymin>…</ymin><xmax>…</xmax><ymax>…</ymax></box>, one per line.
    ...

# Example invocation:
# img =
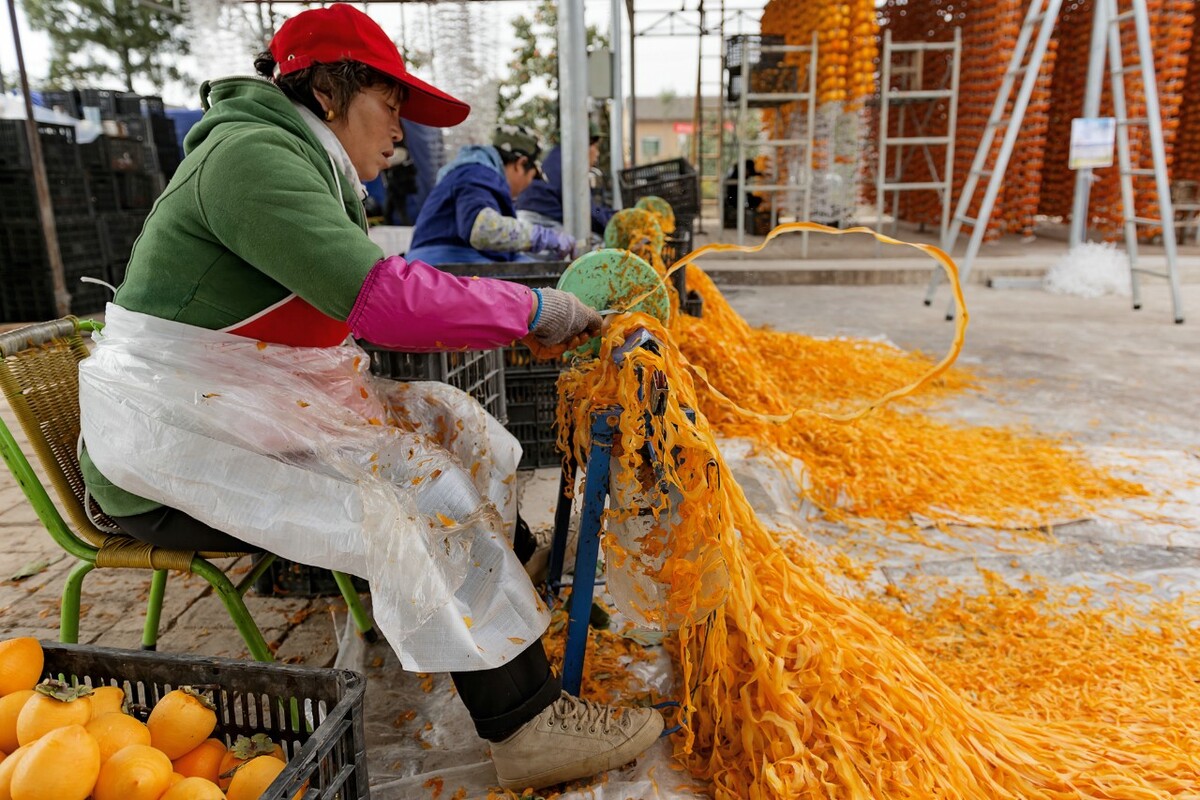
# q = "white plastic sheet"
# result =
<box><xmin>80</xmin><ymin>304</ymin><xmax>547</xmax><ymax>671</ymax></box>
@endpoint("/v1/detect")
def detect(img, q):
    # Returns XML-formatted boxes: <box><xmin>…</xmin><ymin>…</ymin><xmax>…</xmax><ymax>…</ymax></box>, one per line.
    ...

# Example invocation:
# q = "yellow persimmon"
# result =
<box><xmin>173</xmin><ymin>737</ymin><xmax>226</xmax><ymax>784</ymax></box>
<box><xmin>0</xmin><ymin>641</ymin><xmax>41</xmax><ymax>698</ymax></box>
<box><xmin>146</xmin><ymin>687</ymin><xmax>217</xmax><ymax>760</ymax></box>
<box><xmin>216</xmin><ymin>734</ymin><xmax>283</xmax><ymax>791</ymax></box>
<box><xmin>92</xmin><ymin>743</ymin><xmax>173</xmax><ymax>800</ymax></box>
<box><xmin>161</xmin><ymin>775</ymin><xmax>227</xmax><ymax>800</ymax></box>
<box><xmin>85</xmin><ymin>712</ymin><xmax>152</xmax><ymax>763</ymax></box>
<box><xmin>10</xmin><ymin>724</ymin><xmax>99</xmax><ymax>800</ymax></box>
<box><xmin>225</xmin><ymin>755</ymin><xmax>289</xmax><ymax>800</ymax></box>
<box><xmin>0</xmin><ymin>692</ymin><xmax>34</xmax><ymax>754</ymax></box>
<box><xmin>15</xmin><ymin>682</ymin><xmax>92</xmax><ymax>746</ymax></box>
<box><xmin>87</xmin><ymin>686</ymin><xmax>125</xmax><ymax>720</ymax></box>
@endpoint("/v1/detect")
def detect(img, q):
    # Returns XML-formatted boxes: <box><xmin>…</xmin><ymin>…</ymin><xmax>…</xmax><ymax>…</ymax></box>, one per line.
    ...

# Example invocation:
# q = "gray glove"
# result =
<box><xmin>531</xmin><ymin>288</ymin><xmax>603</xmax><ymax>345</ymax></box>
<box><xmin>531</xmin><ymin>225</ymin><xmax>578</xmax><ymax>260</ymax></box>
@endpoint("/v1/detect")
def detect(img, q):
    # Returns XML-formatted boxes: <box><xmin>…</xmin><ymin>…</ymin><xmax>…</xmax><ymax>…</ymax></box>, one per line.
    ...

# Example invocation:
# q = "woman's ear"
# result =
<box><xmin>312</xmin><ymin>88</ymin><xmax>334</xmax><ymax>117</ymax></box>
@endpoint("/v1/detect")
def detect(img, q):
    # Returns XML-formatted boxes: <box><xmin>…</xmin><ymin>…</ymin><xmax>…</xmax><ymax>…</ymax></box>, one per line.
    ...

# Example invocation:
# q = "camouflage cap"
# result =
<box><xmin>492</xmin><ymin>124</ymin><xmax>542</xmax><ymax>161</ymax></box>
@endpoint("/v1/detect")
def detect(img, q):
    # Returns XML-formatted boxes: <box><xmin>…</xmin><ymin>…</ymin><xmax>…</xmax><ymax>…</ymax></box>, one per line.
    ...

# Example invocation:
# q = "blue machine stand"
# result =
<box><xmin>547</xmin><ymin>409</ymin><xmax>616</xmax><ymax>696</ymax></box>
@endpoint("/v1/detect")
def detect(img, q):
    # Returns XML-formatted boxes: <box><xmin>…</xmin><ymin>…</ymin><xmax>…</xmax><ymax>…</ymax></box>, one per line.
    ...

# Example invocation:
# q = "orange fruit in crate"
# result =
<box><xmin>10</xmin><ymin>724</ymin><xmax>100</xmax><ymax>800</ymax></box>
<box><xmin>161</xmin><ymin>776</ymin><xmax>227</xmax><ymax>799</ymax></box>
<box><xmin>0</xmin><ymin>745</ymin><xmax>29</xmax><ymax>800</ymax></box>
<box><xmin>226</xmin><ymin>755</ymin><xmax>291</xmax><ymax>800</ymax></box>
<box><xmin>92</xmin><ymin>743</ymin><xmax>173</xmax><ymax>800</ymax></box>
<box><xmin>0</xmin><ymin>692</ymin><xmax>34</xmax><ymax>753</ymax></box>
<box><xmin>88</xmin><ymin>686</ymin><xmax>125</xmax><ymax>719</ymax></box>
<box><xmin>0</xmin><ymin>640</ymin><xmax>42</xmax><ymax>697</ymax></box>
<box><xmin>217</xmin><ymin>734</ymin><xmax>284</xmax><ymax>790</ymax></box>
<box><xmin>86</xmin><ymin>712</ymin><xmax>152</xmax><ymax>762</ymax></box>
<box><xmin>174</xmin><ymin>737</ymin><xmax>227</xmax><ymax>783</ymax></box>
<box><xmin>15</xmin><ymin>681</ymin><xmax>92</xmax><ymax>745</ymax></box>
<box><xmin>147</xmin><ymin>687</ymin><xmax>217</xmax><ymax>760</ymax></box>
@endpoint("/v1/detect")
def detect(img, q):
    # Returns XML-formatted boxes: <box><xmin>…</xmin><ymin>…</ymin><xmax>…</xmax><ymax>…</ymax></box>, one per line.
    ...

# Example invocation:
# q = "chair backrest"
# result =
<box><xmin>0</xmin><ymin>318</ymin><xmax>117</xmax><ymax>549</ymax></box>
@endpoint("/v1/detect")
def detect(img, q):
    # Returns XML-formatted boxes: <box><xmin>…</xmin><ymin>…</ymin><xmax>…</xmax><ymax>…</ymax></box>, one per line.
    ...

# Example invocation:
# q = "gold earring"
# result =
<box><xmin>324</xmin><ymin>109</ymin><xmax>335</xmax><ymax>122</ymax></box>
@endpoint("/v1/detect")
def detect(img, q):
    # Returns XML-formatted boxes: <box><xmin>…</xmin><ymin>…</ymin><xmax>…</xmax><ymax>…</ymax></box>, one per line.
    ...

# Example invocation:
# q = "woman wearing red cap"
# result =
<box><xmin>77</xmin><ymin>3</ymin><xmax>661</xmax><ymax>791</ymax></box>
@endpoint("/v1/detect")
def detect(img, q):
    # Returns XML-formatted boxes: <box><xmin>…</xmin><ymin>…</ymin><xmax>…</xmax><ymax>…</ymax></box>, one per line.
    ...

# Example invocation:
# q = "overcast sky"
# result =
<box><xmin>0</xmin><ymin>1</ymin><xmax>763</xmax><ymax>106</ymax></box>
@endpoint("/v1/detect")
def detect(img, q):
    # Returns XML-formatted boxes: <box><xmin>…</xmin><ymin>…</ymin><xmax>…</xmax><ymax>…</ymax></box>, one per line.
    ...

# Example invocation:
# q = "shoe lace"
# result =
<box><xmin>546</xmin><ymin>692</ymin><xmax>631</xmax><ymax>736</ymax></box>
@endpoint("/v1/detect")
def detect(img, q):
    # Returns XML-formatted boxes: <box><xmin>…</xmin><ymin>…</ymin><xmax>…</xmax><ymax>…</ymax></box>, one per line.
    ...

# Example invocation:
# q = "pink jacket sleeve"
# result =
<box><xmin>347</xmin><ymin>256</ymin><xmax>534</xmax><ymax>351</ymax></box>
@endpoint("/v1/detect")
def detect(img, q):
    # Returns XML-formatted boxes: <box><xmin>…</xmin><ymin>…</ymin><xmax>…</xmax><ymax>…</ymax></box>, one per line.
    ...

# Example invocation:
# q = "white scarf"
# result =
<box><xmin>293</xmin><ymin>101</ymin><xmax>368</xmax><ymax>201</ymax></box>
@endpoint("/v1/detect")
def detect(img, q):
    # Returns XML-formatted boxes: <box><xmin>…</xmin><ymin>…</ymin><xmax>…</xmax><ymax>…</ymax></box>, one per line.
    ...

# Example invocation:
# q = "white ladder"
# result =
<box><xmin>875</xmin><ymin>28</ymin><xmax>961</xmax><ymax>249</ymax></box>
<box><xmin>1103</xmin><ymin>0</ymin><xmax>1185</xmax><ymax>322</ymax></box>
<box><xmin>923</xmin><ymin>0</ymin><xmax>1184</xmax><ymax>323</ymax></box>
<box><xmin>923</xmin><ymin>0</ymin><xmax>1061</xmax><ymax>317</ymax></box>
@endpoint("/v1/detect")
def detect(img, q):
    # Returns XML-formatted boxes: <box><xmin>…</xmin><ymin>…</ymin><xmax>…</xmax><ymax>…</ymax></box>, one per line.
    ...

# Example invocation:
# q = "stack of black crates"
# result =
<box><xmin>79</xmin><ymin>90</ymin><xmax>177</xmax><ymax>291</ymax></box>
<box><xmin>0</xmin><ymin>119</ymin><xmax>109</xmax><ymax>321</ymax></box>
<box><xmin>618</xmin><ymin>159</ymin><xmax>705</xmax><ymax>318</ymax></box>
<box><xmin>0</xmin><ymin>89</ymin><xmax>178</xmax><ymax>323</ymax></box>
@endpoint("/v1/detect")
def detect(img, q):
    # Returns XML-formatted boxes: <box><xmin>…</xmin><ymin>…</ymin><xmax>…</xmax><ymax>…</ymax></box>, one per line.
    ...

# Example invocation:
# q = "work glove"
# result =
<box><xmin>530</xmin><ymin>288</ymin><xmax>603</xmax><ymax>346</ymax></box>
<box><xmin>531</xmin><ymin>225</ymin><xmax>578</xmax><ymax>260</ymax></box>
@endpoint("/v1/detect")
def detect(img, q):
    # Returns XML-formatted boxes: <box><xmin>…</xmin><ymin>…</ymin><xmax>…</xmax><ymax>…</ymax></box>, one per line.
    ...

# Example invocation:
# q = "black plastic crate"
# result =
<box><xmin>143</xmin><ymin>95</ymin><xmax>166</xmax><ymax>116</ymax></box>
<box><xmin>618</xmin><ymin>159</ymin><xmax>700</xmax><ymax>219</ymax></box>
<box><xmin>118</xmin><ymin>114</ymin><xmax>149</xmax><ymax>142</ymax></box>
<box><xmin>80</xmin><ymin>135</ymin><xmax>147</xmax><ymax>173</ymax></box>
<box><xmin>76</xmin><ymin>88</ymin><xmax>119</xmax><ymax>119</ymax></box>
<box><xmin>98</xmin><ymin>210</ymin><xmax>147</xmax><ymax>263</ymax></box>
<box><xmin>150</xmin><ymin>114</ymin><xmax>177</xmax><ymax>146</ymax></box>
<box><xmin>0</xmin><ymin>120</ymin><xmax>80</xmax><ymax>172</ymax></box>
<box><xmin>0</xmin><ymin>216</ymin><xmax>103</xmax><ymax>264</ymax></box>
<box><xmin>362</xmin><ymin>346</ymin><xmax>506</xmax><ymax>423</ymax></box>
<box><xmin>116</xmin><ymin>92</ymin><xmax>143</xmax><ymax>116</ymax></box>
<box><xmin>725</xmin><ymin>33</ymin><xmax>786</xmax><ymax>74</ymax></box>
<box><xmin>41</xmin><ymin>90</ymin><xmax>81</xmax><ymax>119</ymax></box>
<box><xmin>251</xmin><ymin>556</ymin><xmax>370</xmax><ymax>598</ymax></box>
<box><xmin>87</xmin><ymin>171</ymin><xmax>120</xmax><ymax>212</ymax></box>
<box><xmin>0</xmin><ymin>169</ymin><xmax>92</xmax><ymax>221</ymax></box>
<box><xmin>683</xmin><ymin>289</ymin><xmax>704</xmax><ymax>318</ymax></box>
<box><xmin>39</xmin><ymin>640</ymin><xmax>369</xmax><ymax>800</ymax></box>
<box><xmin>156</xmin><ymin>144</ymin><xmax>181</xmax><ymax>179</ymax></box>
<box><xmin>0</xmin><ymin>258</ymin><xmax>110</xmax><ymax>322</ymax></box>
<box><xmin>116</xmin><ymin>171</ymin><xmax>158</xmax><ymax>209</ymax></box>
<box><xmin>505</xmin><ymin>367</ymin><xmax>563</xmax><ymax>470</ymax></box>
<box><xmin>106</xmin><ymin>258</ymin><xmax>128</xmax><ymax>288</ymax></box>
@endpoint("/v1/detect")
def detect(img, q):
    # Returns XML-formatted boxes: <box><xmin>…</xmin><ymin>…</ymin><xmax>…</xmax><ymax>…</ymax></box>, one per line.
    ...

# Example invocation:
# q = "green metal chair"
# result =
<box><xmin>0</xmin><ymin>317</ymin><xmax>376</xmax><ymax>661</ymax></box>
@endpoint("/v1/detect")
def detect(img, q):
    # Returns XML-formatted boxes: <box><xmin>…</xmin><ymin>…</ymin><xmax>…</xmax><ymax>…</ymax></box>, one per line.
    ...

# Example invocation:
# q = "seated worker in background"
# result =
<box><xmin>406</xmin><ymin>125</ymin><xmax>577</xmax><ymax>265</ymax></box>
<box><xmin>723</xmin><ymin>158</ymin><xmax>765</xmax><ymax>228</ymax></box>
<box><xmin>516</xmin><ymin>123</ymin><xmax>615</xmax><ymax>239</ymax></box>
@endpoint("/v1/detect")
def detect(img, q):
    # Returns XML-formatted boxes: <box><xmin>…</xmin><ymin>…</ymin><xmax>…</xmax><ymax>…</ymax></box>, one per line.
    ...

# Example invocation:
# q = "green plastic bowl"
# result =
<box><xmin>556</xmin><ymin>249</ymin><xmax>671</xmax><ymax>356</ymax></box>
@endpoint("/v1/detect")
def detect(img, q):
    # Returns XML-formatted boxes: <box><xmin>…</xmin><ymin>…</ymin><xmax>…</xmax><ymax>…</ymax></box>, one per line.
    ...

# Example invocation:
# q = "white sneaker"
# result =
<box><xmin>490</xmin><ymin>692</ymin><xmax>664</xmax><ymax>790</ymax></box>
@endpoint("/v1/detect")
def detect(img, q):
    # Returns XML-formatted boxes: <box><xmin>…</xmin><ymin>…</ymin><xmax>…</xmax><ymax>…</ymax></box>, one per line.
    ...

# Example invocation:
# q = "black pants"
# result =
<box><xmin>113</xmin><ymin>505</ymin><xmax>559</xmax><ymax>741</ymax></box>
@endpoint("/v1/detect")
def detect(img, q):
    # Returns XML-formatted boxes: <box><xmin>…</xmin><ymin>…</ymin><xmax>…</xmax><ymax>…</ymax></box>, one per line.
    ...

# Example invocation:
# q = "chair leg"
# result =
<box><xmin>189</xmin><ymin>557</ymin><xmax>274</xmax><ymax>662</ymax></box>
<box><xmin>60</xmin><ymin>559</ymin><xmax>95</xmax><ymax>644</ymax></box>
<box><xmin>141</xmin><ymin>569</ymin><xmax>168</xmax><ymax>651</ymax></box>
<box><xmin>332</xmin><ymin>572</ymin><xmax>378</xmax><ymax>643</ymax></box>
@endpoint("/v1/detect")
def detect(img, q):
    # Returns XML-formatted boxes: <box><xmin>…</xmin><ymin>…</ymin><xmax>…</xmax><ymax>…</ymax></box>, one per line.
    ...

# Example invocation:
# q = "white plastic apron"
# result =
<box><xmin>80</xmin><ymin>304</ymin><xmax>548</xmax><ymax>672</ymax></box>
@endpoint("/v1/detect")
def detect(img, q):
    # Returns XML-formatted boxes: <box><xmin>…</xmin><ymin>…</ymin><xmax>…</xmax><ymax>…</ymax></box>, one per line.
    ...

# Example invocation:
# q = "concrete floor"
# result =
<box><xmin>0</xmin><ymin>245</ymin><xmax>1197</xmax><ymax>797</ymax></box>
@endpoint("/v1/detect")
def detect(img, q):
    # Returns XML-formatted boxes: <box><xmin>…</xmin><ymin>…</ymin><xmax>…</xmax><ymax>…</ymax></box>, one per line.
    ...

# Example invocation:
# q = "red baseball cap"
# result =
<box><xmin>268</xmin><ymin>3</ymin><xmax>469</xmax><ymax>128</ymax></box>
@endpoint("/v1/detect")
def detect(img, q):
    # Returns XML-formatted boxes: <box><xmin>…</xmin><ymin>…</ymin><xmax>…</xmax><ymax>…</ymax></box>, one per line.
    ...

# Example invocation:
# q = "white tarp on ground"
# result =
<box><xmin>343</xmin><ymin>436</ymin><xmax>1200</xmax><ymax>798</ymax></box>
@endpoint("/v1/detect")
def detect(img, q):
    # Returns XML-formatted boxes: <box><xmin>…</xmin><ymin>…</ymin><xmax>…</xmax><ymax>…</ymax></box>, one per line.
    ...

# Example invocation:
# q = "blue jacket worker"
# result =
<box><xmin>516</xmin><ymin>127</ymin><xmax>615</xmax><ymax>237</ymax></box>
<box><xmin>406</xmin><ymin>125</ymin><xmax>577</xmax><ymax>265</ymax></box>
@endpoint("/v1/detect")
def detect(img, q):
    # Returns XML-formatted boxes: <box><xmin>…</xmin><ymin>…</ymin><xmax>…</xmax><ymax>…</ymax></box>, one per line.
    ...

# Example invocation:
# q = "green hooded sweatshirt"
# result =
<box><xmin>82</xmin><ymin>77</ymin><xmax>385</xmax><ymax>517</ymax></box>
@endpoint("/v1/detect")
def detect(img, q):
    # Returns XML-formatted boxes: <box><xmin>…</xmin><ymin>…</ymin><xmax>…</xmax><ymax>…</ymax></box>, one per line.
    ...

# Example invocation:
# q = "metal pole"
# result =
<box><xmin>558</xmin><ymin>0</ymin><xmax>590</xmax><ymax>245</ymax></box>
<box><xmin>626</xmin><ymin>0</ymin><xmax>637</xmax><ymax>166</ymax></box>
<box><xmin>691</xmin><ymin>0</ymin><xmax>704</xmax><ymax>168</ymax></box>
<box><xmin>715</xmin><ymin>0</ymin><xmax>726</xmax><ymax>224</ymax></box>
<box><xmin>7</xmin><ymin>0</ymin><xmax>69</xmax><ymax>318</ymax></box>
<box><xmin>1069</xmin><ymin>0</ymin><xmax>1111</xmax><ymax>247</ymax></box>
<box><xmin>610</xmin><ymin>0</ymin><xmax>625</xmax><ymax>208</ymax></box>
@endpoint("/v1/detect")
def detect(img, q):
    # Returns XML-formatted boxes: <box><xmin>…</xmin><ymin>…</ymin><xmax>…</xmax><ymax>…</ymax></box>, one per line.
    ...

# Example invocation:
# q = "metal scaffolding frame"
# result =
<box><xmin>726</xmin><ymin>34</ymin><xmax>818</xmax><ymax>256</ymax></box>
<box><xmin>874</xmin><ymin>28</ymin><xmax>961</xmax><ymax>250</ymax></box>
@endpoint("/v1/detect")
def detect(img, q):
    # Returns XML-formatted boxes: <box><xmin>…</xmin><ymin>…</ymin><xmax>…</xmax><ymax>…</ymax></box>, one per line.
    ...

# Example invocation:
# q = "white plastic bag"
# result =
<box><xmin>80</xmin><ymin>304</ymin><xmax>547</xmax><ymax>671</ymax></box>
